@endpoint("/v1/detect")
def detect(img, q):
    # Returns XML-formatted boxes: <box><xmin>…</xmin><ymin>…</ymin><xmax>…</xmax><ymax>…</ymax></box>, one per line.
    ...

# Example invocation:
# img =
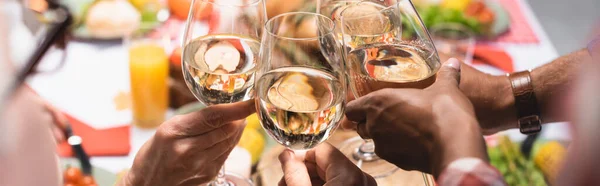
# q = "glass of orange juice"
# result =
<box><xmin>126</xmin><ymin>30</ymin><xmax>170</xmax><ymax>128</ymax></box>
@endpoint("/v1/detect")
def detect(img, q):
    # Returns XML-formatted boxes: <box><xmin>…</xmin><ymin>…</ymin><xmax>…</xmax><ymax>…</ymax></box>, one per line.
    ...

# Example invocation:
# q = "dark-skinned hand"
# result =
<box><xmin>343</xmin><ymin>58</ymin><xmax>488</xmax><ymax>177</ymax></box>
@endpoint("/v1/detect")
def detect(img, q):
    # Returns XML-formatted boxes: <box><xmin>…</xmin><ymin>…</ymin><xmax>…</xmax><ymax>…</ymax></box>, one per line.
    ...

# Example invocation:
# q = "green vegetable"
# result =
<box><xmin>62</xmin><ymin>0</ymin><xmax>97</xmax><ymax>28</ymax></box>
<box><xmin>488</xmin><ymin>136</ymin><xmax>549</xmax><ymax>186</ymax></box>
<box><xmin>411</xmin><ymin>5</ymin><xmax>484</xmax><ymax>37</ymax></box>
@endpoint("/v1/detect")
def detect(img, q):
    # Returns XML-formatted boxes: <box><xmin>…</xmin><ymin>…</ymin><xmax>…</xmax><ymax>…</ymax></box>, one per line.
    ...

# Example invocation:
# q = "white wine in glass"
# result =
<box><xmin>346</xmin><ymin>43</ymin><xmax>438</xmax><ymax>96</ymax></box>
<box><xmin>182</xmin><ymin>34</ymin><xmax>260</xmax><ymax>105</ymax></box>
<box><xmin>256</xmin><ymin>67</ymin><xmax>345</xmax><ymax>150</ymax></box>
<box><xmin>181</xmin><ymin>0</ymin><xmax>266</xmax><ymax>185</ymax></box>
<box><xmin>256</xmin><ymin>12</ymin><xmax>347</xmax><ymax>150</ymax></box>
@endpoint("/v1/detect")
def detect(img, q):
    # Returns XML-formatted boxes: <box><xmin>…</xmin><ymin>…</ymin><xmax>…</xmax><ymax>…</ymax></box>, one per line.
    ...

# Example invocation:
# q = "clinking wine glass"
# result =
<box><xmin>181</xmin><ymin>0</ymin><xmax>266</xmax><ymax>185</ymax></box>
<box><xmin>255</xmin><ymin>12</ymin><xmax>347</xmax><ymax>150</ymax></box>
<box><xmin>430</xmin><ymin>23</ymin><xmax>475</xmax><ymax>64</ymax></box>
<box><xmin>337</xmin><ymin>0</ymin><xmax>441</xmax><ymax>178</ymax></box>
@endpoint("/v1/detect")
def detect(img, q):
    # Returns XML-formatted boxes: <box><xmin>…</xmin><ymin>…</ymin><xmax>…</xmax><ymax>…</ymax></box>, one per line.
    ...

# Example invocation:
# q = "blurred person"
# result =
<box><xmin>0</xmin><ymin>1</ymin><xmax>256</xmax><ymax>186</ymax></box>
<box><xmin>554</xmin><ymin>38</ymin><xmax>600</xmax><ymax>185</ymax></box>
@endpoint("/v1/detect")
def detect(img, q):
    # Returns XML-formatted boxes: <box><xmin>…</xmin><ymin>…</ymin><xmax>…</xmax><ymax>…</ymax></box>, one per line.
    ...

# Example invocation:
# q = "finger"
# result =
<box><xmin>278</xmin><ymin>178</ymin><xmax>287</xmax><ymax>186</ymax></box>
<box><xmin>310</xmin><ymin>179</ymin><xmax>325</xmax><ymax>186</ymax></box>
<box><xmin>305</xmin><ymin>143</ymin><xmax>361</xmax><ymax>178</ymax></box>
<box><xmin>52</xmin><ymin>126</ymin><xmax>65</xmax><ymax>142</ymax></box>
<box><xmin>161</xmin><ymin>100</ymin><xmax>255</xmax><ymax>137</ymax></box>
<box><xmin>189</xmin><ymin>137</ymin><xmax>234</xmax><ymax>169</ymax></box>
<box><xmin>231</xmin><ymin>120</ymin><xmax>246</xmax><ymax>144</ymax></box>
<box><xmin>345</xmin><ymin>95</ymin><xmax>374</xmax><ymax>123</ymax></box>
<box><xmin>340</xmin><ymin>117</ymin><xmax>358</xmax><ymax>130</ymax></box>
<box><xmin>304</xmin><ymin>161</ymin><xmax>323</xmax><ymax>180</ymax></box>
<box><xmin>182</xmin><ymin>119</ymin><xmax>245</xmax><ymax>150</ymax></box>
<box><xmin>278</xmin><ymin>149</ymin><xmax>311</xmax><ymax>186</ymax></box>
<box><xmin>45</xmin><ymin>103</ymin><xmax>68</xmax><ymax>130</ymax></box>
<box><xmin>205</xmin><ymin>146</ymin><xmax>238</xmax><ymax>180</ymax></box>
<box><xmin>356</xmin><ymin>121</ymin><xmax>371</xmax><ymax>139</ymax></box>
<box><xmin>434</xmin><ymin>58</ymin><xmax>461</xmax><ymax>87</ymax></box>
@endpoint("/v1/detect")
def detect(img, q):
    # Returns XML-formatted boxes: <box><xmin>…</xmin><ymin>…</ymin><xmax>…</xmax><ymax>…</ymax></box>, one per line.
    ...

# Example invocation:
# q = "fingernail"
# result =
<box><xmin>444</xmin><ymin>58</ymin><xmax>461</xmax><ymax>71</ymax></box>
<box><xmin>279</xmin><ymin>149</ymin><xmax>295</xmax><ymax>162</ymax></box>
<box><xmin>294</xmin><ymin>150</ymin><xmax>307</xmax><ymax>160</ymax></box>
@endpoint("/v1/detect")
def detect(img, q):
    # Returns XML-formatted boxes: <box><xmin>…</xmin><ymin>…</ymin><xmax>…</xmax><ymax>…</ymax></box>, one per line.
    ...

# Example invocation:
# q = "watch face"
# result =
<box><xmin>518</xmin><ymin>115</ymin><xmax>542</xmax><ymax>134</ymax></box>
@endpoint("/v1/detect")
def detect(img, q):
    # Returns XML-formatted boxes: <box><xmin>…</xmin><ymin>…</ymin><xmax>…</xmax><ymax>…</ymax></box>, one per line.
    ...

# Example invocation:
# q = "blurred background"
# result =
<box><xmin>5</xmin><ymin>0</ymin><xmax>598</xmax><ymax>185</ymax></box>
<box><xmin>528</xmin><ymin>0</ymin><xmax>600</xmax><ymax>55</ymax></box>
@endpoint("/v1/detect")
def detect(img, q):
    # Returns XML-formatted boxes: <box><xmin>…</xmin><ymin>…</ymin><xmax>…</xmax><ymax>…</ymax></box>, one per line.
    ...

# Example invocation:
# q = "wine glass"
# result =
<box><xmin>255</xmin><ymin>12</ymin><xmax>346</xmax><ymax>150</ymax></box>
<box><xmin>430</xmin><ymin>23</ymin><xmax>475</xmax><ymax>64</ymax></box>
<box><xmin>337</xmin><ymin>0</ymin><xmax>441</xmax><ymax>178</ymax></box>
<box><xmin>181</xmin><ymin>0</ymin><xmax>266</xmax><ymax>185</ymax></box>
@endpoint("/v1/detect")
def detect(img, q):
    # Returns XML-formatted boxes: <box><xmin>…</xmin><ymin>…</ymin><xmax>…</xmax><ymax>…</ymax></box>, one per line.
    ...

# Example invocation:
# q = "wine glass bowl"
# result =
<box><xmin>340</xmin><ymin>0</ymin><xmax>440</xmax><ymax>98</ymax></box>
<box><xmin>256</xmin><ymin>12</ymin><xmax>346</xmax><ymax>150</ymax></box>
<box><xmin>182</xmin><ymin>0</ymin><xmax>266</xmax><ymax>106</ymax></box>
<box><xmin>430</xmin><ymin>23</ymin><xmax>476</xmax><ymax>64</ymax></box>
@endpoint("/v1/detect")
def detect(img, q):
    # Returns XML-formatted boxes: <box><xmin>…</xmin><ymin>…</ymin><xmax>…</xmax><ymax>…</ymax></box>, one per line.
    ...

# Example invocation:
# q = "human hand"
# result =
<box><xmin>119</xmin><ymin>100</ymin><xmax>255</xmax><ymax>186</ymax></box>
<box><xmin>343</xmin><ymin>59</ymin><xmax>487</xmax><ymax>177</ymax></box>
<box><xmin>21</xmin><ymin>87</ymin><xmax>69</xmax><ymax>143</ymax></box>
<box><xmin>42</xmin><ymin>102</ymin><xmax>68</xmax><ymax>142</ymax></box>
<box><xmin>459</xmin><ymin>63</ymin><xmax>515</xmax><ymax>134</ymax></box>
<box><xmin>278</xmin><ymin>143</ymin><xmax>376</xmax><ymax>186</ymax></box>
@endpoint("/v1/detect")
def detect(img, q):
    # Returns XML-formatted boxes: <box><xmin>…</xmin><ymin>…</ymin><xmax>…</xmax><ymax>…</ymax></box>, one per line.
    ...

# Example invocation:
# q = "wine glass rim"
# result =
<box><xmin>429</xmin><ymin>23</ymin><xmax>476</xmax><ymax>40</ymax></box>
<box><xmin>339</xmin><ymin>1</ymin><xmax>400</xmax><ymax>21</ymax></box>
<box><xmin>199</xmin><ymin>0</ymin><xmax>262</xmax><ymax>7</ymax></box>
<box><xmin>265</xmin><ymin>12</ymin><xmax>336</xmax><ymax>41</ymax></box>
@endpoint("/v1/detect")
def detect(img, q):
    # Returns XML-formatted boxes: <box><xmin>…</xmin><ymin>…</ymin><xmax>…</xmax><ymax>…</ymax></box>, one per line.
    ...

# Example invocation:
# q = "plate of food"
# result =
<box><xmin>58</xmin><ymin>0</ymin><xmax>167</xmax><ymax>41</ymax></box>
<box><xmin>415</xmin><ymin>0</ymin><xmax>510</xmax><ymax>38</ymax></box>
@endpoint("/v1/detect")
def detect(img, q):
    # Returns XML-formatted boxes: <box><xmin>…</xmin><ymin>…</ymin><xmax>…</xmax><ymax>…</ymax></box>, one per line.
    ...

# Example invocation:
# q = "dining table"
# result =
<box><xmin>27</xmin><ymin>0</ymin><xmax>570</xmax><ymax>182</ymax></box>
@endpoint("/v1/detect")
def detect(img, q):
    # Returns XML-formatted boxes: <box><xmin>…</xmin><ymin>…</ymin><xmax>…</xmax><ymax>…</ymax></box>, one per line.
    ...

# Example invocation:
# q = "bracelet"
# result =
<box><xmin>507</xmin><ymin>70</ymin><xmax>542</xmax><ymax>134</ymax></box>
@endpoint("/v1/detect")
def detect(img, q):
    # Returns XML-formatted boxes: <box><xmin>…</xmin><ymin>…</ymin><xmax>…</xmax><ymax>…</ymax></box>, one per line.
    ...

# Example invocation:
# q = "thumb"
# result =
<box><xmin>435</xmin><ymin>58</ymin><xmax>461</xmax><ymax>87</ymax></box>
<box><xmin>278</xmin><ymin>150</ymin><xmax>311</xmax><ymax>186</ymax></box>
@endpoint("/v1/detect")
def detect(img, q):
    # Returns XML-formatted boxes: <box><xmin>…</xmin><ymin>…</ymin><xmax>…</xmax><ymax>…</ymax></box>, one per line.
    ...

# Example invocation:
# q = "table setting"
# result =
<box><xmin>22</xmin><ymin>0</ymin><xmax>568</xmax><ymax>185</ymax></box>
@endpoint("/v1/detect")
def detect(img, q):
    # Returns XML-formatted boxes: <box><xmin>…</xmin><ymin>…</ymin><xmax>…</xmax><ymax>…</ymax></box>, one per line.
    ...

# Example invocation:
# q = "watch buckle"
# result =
<box><xmin>518</xmin><ymin>115</ymin><xmax>542</xmax><ymax>134</ymax></box>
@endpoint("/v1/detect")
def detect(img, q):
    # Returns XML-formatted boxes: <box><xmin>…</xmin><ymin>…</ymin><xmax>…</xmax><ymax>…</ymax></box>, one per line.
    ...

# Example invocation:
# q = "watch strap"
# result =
<box><xmin>508</xmin><ymin>70</ymin><xmax>542</xmax><ymax>134</ymax></box>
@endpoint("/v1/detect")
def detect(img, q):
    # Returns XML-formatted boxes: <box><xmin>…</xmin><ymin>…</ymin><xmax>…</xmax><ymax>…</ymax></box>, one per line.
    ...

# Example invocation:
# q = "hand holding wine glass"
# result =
<box><xmin>333</xmin><ymin>0</ymin><xmax>441</xmax><ymax>178</ymax></box>
<box><xmin>343</xmin><ymin>59</ymin><xmax>488</xmax><ymax>177</ymax></box>
<box><xmin>181</xmin><ymin>0</ymin><xmax>266</xmax><ymax>185</ymax></box>
<box><xmin>119</xmin><ymin>101</ymin><xmax>255</xmax><ymax>186</ymax></box>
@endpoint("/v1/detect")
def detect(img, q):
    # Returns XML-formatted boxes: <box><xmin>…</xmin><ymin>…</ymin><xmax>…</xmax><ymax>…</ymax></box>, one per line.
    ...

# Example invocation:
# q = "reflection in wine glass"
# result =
<box><xmin>181</xmin><ymin>0</ymin><xmax>266</xmax><ymax>185</ymax></box>
<box><xmin>336</xmin><ymin>0</ymin><xmax>441</xmax><ymax>180</ymax></box>
<box><xmin>430</xmin><ymin>23</ymin><xmax>475</xmax><ymax>64</ymax></box>
<box><xmin>256</xmin><ymin>12</ymin><xmax>347</xmax><ymax>151</ymax></box>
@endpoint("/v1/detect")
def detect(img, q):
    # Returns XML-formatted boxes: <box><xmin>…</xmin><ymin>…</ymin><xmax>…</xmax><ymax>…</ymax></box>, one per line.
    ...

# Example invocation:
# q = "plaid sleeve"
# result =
<box><xmin>437</xmin><ymin>158</ymin><xmax>507</xmax><ymax>186</ymax></box>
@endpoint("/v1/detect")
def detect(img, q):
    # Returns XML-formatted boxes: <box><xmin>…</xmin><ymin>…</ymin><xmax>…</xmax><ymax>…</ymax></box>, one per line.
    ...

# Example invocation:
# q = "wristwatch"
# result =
<box><xmin>507</xmin><ymin>70</ymin><xmax>542</xmax><ymax>135</ymax></box>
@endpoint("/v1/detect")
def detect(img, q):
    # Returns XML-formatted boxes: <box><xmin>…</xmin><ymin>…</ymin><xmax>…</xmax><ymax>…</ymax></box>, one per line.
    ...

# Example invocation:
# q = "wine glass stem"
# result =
<box><xmin>353</xmin><ymin>139</ymin><xmax>380</xmax><ymax>161</ymax></box>
<box><xmin>360</xmin><ymin>139</ymin><xmax>375</xmax><ymax>152</ymax></box>
<box><xmin>214</xmin><ymin>166</ymin><xmax>228</xmax><ymax>186</ymax></box>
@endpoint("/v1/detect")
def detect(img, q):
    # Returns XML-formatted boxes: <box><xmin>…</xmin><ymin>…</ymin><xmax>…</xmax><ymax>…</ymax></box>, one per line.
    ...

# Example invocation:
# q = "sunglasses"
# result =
<box><xmin>1</xmin><ymin>0</ymin><xmax>72</xmax><ymax>104</ymax></box>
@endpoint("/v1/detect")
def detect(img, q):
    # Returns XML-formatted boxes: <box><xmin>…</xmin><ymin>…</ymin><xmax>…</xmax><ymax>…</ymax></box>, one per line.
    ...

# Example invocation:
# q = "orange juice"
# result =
<box><xmin>129</xmin><ymin>43</ymin><xmax>169</xmax><ymax>128</ymax></box>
